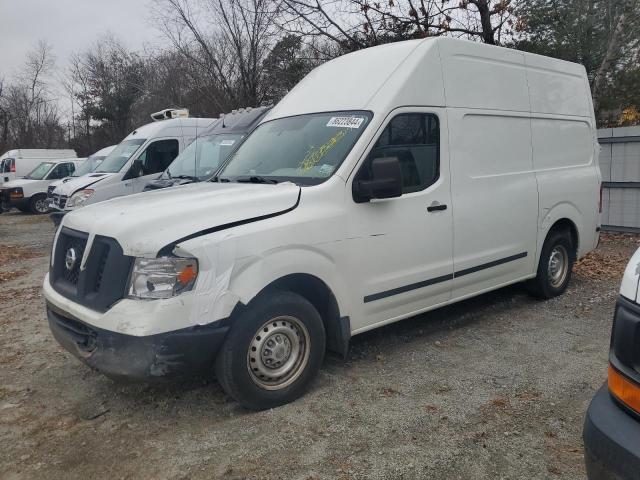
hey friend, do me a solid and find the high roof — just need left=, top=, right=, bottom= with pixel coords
left=266, top=37, right=591, bottom=121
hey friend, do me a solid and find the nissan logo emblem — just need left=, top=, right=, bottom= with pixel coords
left=65, top=247, right=77, bottom=271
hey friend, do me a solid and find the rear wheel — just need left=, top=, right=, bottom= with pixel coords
left=528, top=229, right=574, bottom=299
left=215, top=291, right=325, bottom=410
left=30, top=194, right=49, bottom=214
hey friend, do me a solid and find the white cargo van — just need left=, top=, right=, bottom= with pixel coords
left=0, top=149, right=77, bottom=185
left=1, top=158, right=84, bottom=213
left=44, top=38, right=601, bottom=409
left=48, top=110, right=216, bottom=222
left=47, top=145, right=116, bottom=210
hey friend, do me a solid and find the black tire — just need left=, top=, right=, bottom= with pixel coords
left=29, top=194, right=49, bottom=214
left=528, top=228, right=574, bottom=299
left=215, top=291, right=326, bottom=410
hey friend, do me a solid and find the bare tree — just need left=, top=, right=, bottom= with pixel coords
left=278, top=0, right=518, bottom=52
left=154, top=0, right=280, bottom=110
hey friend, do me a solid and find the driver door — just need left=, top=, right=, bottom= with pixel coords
left=128, top=139, right=180, bottom=193
left=346, top=108, right=454, bottom=332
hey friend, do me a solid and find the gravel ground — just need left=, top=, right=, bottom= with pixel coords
left=1, top=210, right=639, bottom=480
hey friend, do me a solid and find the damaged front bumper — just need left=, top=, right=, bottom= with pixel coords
left=47, top=301, right=229, bottom=380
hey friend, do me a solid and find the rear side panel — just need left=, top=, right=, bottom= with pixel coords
left=524, top=54, right=600, bottom=259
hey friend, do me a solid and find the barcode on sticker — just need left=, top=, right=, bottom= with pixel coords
left=326, top=116, right=365, bottom=129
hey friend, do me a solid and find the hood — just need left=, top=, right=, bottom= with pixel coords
left=620, top=247, right=640, bottom=303
left=55, top=172, right=114, bottom=196
left=62, top=182, right=301, bottom=256
left=1, top=178, right=40, bottom=189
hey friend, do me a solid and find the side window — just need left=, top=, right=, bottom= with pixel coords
left=48, top=163, right=73, bottom=180
left=363, top=113, right=439, bottom=194
left=139, top=139, right=180, bottom=175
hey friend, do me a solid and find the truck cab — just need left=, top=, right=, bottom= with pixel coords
left=0, top=149, right=77, bottom=186
left=49, top=109, right=216, bottom=223
left=1, top=158, right=84, bottom=214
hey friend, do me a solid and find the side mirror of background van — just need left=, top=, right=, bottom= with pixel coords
left=124, top=159, right=144, bottom=180
left=353, top=156, right=403, bottom=203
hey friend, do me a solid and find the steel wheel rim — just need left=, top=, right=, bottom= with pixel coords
left=35, top=198, right=48, bottom=213
left=247, top=315, right=310, bottom=391
left=548, top=245, right=569, bottom=288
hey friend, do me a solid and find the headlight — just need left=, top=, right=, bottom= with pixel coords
left=66, top=189, right=94, bottom=208
left=9, top=187, right=23, bottom=199
left=128, top=257, right=199, bottom=299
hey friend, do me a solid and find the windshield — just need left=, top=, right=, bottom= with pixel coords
left=218, top=111, right=372, bottom=185
left=73, top=155, right=105, bottom=177
left=25, top=162, right=54, bottom=180
left=95, top=139, right=146, bottom=173
left=166, top=133, right=244, bottom=181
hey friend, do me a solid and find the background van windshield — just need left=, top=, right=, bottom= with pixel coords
left=219, top=111, right=372, bottom=185
left=73, top=155, right=106, bottom=177
left=96, top=139, right=146, bottom=173
left=167, top=133, right=243, bottom=180
left=24, top=162, right=54, bottom=180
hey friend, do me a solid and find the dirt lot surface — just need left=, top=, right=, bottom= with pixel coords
left=1, top=211, right=639, bottom=480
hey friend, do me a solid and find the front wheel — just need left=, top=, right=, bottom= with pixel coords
left=215, top=291, right=326, bottom=410
left=528, top=229, right=574, bottom=299
left=30, top=194, right=49, bottom=214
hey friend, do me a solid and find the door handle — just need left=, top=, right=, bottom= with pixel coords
left=427, top=202, right=447, bottom=212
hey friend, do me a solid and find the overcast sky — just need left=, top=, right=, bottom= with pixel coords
left=0, top=0, right=160, bottom=79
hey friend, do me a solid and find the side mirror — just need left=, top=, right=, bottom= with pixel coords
left=124, top=159, right=144, bottom=180
left=353, top=156, right=402, bottom=203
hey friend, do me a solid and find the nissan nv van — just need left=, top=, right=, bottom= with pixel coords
left=44, top=38, right=601, bottom=410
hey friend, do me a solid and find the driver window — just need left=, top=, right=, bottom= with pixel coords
left=48, top=163, right=74, bottom=180
left=138, top=139, right=179, bottom=176
left=359, top=113, right=439, bottom=194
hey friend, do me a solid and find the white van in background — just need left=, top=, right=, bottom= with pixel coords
left=1, top=158, right=84, bottom=213
left=47, top=145, right=116, bottom=208
left=0, top=149, right=77, bottom=185
left=49, top=110, right=217, bottom=223
left=44, top=38, right=601, bottom=409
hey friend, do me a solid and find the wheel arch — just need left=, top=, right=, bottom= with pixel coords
left=235, top=273, right=350, bottom=358
left=548, top=218, right=579, bottom=260
left=537, top=202, right=585, bottom=263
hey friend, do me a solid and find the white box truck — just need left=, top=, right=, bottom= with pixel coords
left=44, top=38, right=601, bottom=409
left=0, top=149, right=77, bottom=185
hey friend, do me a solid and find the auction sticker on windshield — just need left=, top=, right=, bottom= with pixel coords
left=220, top=140, right=236, bottom=146
left=326, top=117, right=365, bottom=129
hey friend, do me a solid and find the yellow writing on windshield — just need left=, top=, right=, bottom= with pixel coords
left=300, top=129, right=348, bottom=171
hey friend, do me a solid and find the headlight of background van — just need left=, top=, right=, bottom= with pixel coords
left=128, top=257, right=198, bottom=299
left=66, top=189, right=94, bottom=208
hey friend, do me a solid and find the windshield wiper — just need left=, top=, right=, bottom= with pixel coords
left=234, top=175, right=278, bottom=184
left=172, top=175, right=197, bottom=181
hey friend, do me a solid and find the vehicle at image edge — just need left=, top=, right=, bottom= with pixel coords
left=48, top=109, right=217, bottom=225
left=43, top=37, right=601, bottom=410
left=583, top=247, right=640, bottom=480
left=0, top=149, right=77, bottom=186
left=47, top=145, right=116, bottom=208
left=145, top=106, right=271, bottom=191
left=0, top=158, right=85, bottom=214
